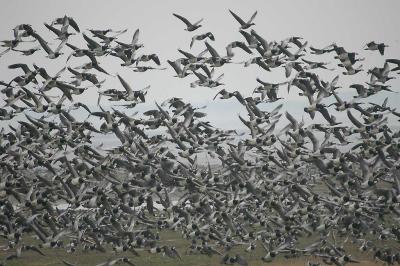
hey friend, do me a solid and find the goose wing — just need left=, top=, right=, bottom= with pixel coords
left=55, top=39, right=67, bottom=54
left=8, top=63, right=30, bottom=73
left=44, top=23, right=61, bottom=37
left=229, top=10, right=246, bottom=25
left=131, top=29, right=139, bottom=46
left=83, top=33, right=100, bottom=49
left=347, top=110, right=363, bottom=128
left=193, top=71, right=207, bottom=82
left=193, top=18, right=204, bottom=26
left=205, top=41, right=220, bottom=58
left=247, top=11, right=258, bottom=24
left=68, top=17, right=80, bottom=32
left=31, top=32, right=53, bottom=55
left=167, top=60, right=182, bottom=75
left=117, top=74, right=133, bottom=95
left=55, top=82, right=74, bottom=101
left=173, top=13, right=193, bottom=27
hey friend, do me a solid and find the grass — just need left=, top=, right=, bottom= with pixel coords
left=0, top=230, right=386, bottom=266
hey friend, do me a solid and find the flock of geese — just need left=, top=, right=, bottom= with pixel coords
left=0, top=10, right=400, bottom=266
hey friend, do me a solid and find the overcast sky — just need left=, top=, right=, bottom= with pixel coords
left=1, top=0, right=400, bottom=131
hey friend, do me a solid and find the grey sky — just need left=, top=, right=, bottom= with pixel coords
left=1, top=0, right=400, bottom=131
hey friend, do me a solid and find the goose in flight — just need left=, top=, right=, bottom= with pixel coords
left=44, top=22, right=75, bottom=40
left=213, top=89, right=234, bottom=100
left=254, top=78, right=287, bottom=102
left=229, top=9, right=257, bottom=29
left=301, top=58, right=333, bottom=70
left=130, top=66, right=166, bottom=72
left=88, top=28, right=126, bottom=36
left=204, top=41, right=231, bottom=67
left=79, top=49, right=109, bottom=74
left=190, top=32, right=214, bottom=48
left=239, top=30, right=259, bottom=49
left=178, top=48, right=207, bottom=64
left=20, top=87, right=48, bottom=113
left=115, top=28, right=143, bottom=50
left=191, top=70, right=224, bottom=88
left=13, top=23, right=34, bottom=39
left=136, top=53, right=161, bottom=65
left=368, top=62, right=393, bottom=83
left=8, top=63, right=38, bottom=86
left=173, top=13, right=203, bottom=31
left=341, top=64, right=363, bottom=75
left=68, top=67, right=103, bottom=87
left=0, top=39, right=20, bottom=57
left=109, top=46, right=136, bottom=66
left=365, top=41, right=388, bottom=55
left=117, top=74, right=149, bottom=102
left=310, top=44, right=335, bottom=55
left=31, top=32, right=66, bottom=59
left=2, top=88, right=27, bottom=107
left=51, top=16, right=80, bottom=32
left=167, top=59, right=191, bottom=78
left=226, top=41, right=253, bottom=58
left=82, top=33, right=109, bottom=56
left=0, top=108, right=16, bottom=120
left=278, top=41, right=307, bottom=61
left=12, top=46, right=41, bottom=56
left=244, top=56, right=271, bottom=71
left=44, top=16, right=75, bottom=40
left=65, top=43, right=87, bottom=61
left=386, top=58, right=400, bottom=72
left=91, top=28, right=127, bottom=44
